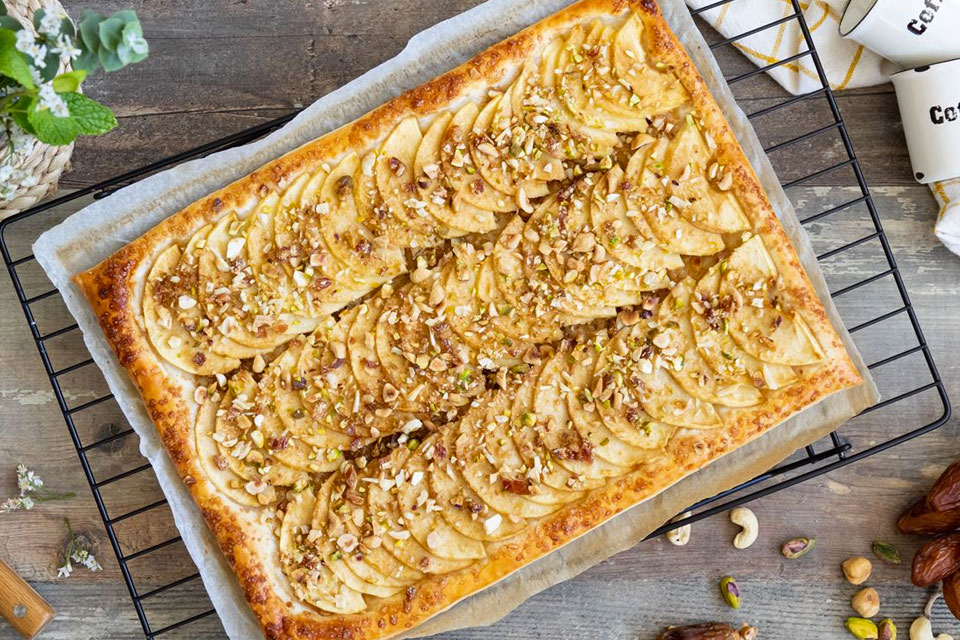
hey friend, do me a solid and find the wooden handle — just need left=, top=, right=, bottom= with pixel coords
left=0, top=559, right=55, bottom=639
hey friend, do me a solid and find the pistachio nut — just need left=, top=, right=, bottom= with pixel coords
left=781, top=536, right=816, bottom=559
left=846, top=617, right=879, bottom=639
left=878, top=619, right=897, bottom=640
left=872, top=540, right=902, bottom=565
left=719, top=576, right=740, bottom=609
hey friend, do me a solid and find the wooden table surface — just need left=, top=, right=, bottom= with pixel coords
left=1, top=1, right=958, bottom=638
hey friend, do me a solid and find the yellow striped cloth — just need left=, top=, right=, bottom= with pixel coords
left=687, top=0, right=960, bottom=255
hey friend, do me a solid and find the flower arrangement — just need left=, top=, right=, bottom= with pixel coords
left=3, top=464, right=100, bottom=578
left=57, top=517, right=102, bottom=577
left=0, top=2, right=148, bottom=201
left=1, top=462, right=74, bottom=511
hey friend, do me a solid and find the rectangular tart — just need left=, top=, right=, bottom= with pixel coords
left=74, top=1, right=865, bottom=638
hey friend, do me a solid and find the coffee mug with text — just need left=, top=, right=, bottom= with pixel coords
left=840, top=0, right=960, bottom=68
left=891, top=58, right=960, bottom=184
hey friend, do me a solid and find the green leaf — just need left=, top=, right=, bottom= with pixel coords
left=0, top=3, right=6, bottom=17
left=60, top=17, right=75, bottom=39
left=63, top=92, right=117, bottom=135
left=112, top=10, right=138, bottom=26
left=52, top=69, right=87, bottom=93
left=9, top=97, right=36, bottom=136
left=0, top=28, right=35, bottom=89
left=116, top=41, right=132, bottom=65
left=27, top=99, right=78, bottom=145
left=78, top=10, right=103, bottom=52
left=121, top=20, right=143, bottom=43
left=10, top=113, right=36, bottom=135
left=97, top=45, right=123, bottom=72
left=0, top=16, right=21, bottom=31
left=98, top=17, right=124, bottom=51
left=39, top=47, right=58, bottom=82
left=32, top=8, right=45, bottom=32
left=73, top=47, right=98, bottom=73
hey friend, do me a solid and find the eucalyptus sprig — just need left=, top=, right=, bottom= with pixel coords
left=0, top=2, right=148, bottom=150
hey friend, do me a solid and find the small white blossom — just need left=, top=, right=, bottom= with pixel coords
left=57, top=519, right=101, bottom=578
left=16, top=464, right=44, bottom=494
left=52, top=34, right=81, bottom=61
left=38, top=5, right=64, bottom=38
left=14, top=30, right=48, bottom=69
left=37, top=83, right=69, bottom=118
left=1, top=463, right=73, bottom=504
left=123, top=29, right=148, bottom=56
left=71, top=548, right=101, bottom=572
left=1, top=496, right=34, bottom=512
left=14, top=29, right=36, bottom=52
left=1, top=497, right=23, bottom=512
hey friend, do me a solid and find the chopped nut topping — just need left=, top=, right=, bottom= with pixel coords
left=382, top=383, right=399, bottom=403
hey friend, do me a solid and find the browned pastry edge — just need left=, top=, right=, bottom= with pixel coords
left=73, top=1, right=864, bottom=638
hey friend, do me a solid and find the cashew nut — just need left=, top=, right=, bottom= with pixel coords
left=730, top=507, right=758, bottom=549
left=910, top=616, right=955, bottom=640
left=665, top=511, right=692, bottom=546
left=925, top=584, right=943, bottom=619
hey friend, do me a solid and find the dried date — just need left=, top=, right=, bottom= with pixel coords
left=928, top=461, right=960, bottom=512
left=898, top=499, right=960, bottom=536
left=944, top=572, right=960, bottom=621
left=658, top=622, right=757, bottom=640
left=912, top=532, right=960, bottom=587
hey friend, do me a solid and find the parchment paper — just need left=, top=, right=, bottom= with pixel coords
left=32, top=0, right=879, bottom=638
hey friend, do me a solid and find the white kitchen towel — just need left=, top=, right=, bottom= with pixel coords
left=686, top=0, right=960, bottom=255
left=933, top=179, right=960, bottom=253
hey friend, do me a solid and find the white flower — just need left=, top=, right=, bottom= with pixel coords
left=58, top=520, right=101, bottom=578
left=52, top=34, right=81, bottom=62
left=38, top=5, right=64, bottom=38
left=37, top=83, right=69, bottom=118
left=72, top=549, right=101, bottom=572
left=14, top=29, right=36, bottom=53
left=123, top=29, right=148, bottom=56
left=15, top=31, right=48, bottom=68
left=0, top=145, right=40, bottom=201
left=57, top=560, right=72, bottom=578
left=6, top=120, right=34, bottom=154
left=16, top=464, right=44, bottom=494
left=0, top=496, right=34, bottom=512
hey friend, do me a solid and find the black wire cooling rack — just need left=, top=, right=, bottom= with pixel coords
left=0, top=0, right=952, bottom=637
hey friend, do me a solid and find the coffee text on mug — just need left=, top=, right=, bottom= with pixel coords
left=908, top=0, right=943, bottom=35
left=930, top=102, right=960, bottom=125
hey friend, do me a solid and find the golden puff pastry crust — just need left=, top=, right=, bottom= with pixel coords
left=74, top=1, right=864, bottom=639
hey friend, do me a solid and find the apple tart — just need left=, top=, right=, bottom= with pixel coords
left=75, top=1, right=864, bottom=638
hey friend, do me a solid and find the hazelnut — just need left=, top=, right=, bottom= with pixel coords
left=851, top=587, right=880, bottom=618
left=843, top=556, right=873, bottom=585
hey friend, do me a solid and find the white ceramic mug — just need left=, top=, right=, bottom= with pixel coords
left=840, top=0, right=960, bottom=67
left=890, top=58, right=960, bottom=184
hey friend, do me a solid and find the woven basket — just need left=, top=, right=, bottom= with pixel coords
left=0, top=0, right=74, bottom=220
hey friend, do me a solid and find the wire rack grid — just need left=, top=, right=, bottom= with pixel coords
left=0, top=0, right=950, bottom=637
